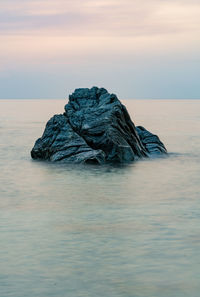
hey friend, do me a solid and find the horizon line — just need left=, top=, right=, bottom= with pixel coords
left=0, top=98, right=200, bottom=100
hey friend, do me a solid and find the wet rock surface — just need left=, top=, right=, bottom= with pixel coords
left=31, top=87, right=167, bottom=164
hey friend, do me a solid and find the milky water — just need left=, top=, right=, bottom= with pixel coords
left=0, top=99, right=200, bottom=297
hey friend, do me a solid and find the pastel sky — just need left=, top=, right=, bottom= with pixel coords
left=0, top=0, right=200, bottom=99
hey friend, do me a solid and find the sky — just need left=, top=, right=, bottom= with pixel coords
left=0, top=0, right=200, bottom=99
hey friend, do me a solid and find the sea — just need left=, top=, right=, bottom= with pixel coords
left=0, top=99, right=200, bottom=297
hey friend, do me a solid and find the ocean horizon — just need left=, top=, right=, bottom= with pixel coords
left=1, top=98, right=200, bottom=100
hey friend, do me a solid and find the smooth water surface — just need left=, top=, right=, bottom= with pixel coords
left=0, top=99, right=200, bottom=297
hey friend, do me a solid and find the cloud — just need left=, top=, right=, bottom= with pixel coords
left=0, top=0, right=200, bottom=37
left=0, top=0, right=199, bottom=68
left=0, top=0, right=200, bottom=99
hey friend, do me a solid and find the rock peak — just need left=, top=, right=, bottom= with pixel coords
left=68, top=87, right=117, bottom=109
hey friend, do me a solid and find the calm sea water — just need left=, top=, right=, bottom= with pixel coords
left=0, top=99, right=200, bottom=297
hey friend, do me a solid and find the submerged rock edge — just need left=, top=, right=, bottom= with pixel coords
left=31, top=87, right=167, bottom=164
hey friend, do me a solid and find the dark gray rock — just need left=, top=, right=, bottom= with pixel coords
left=136, top=126, right=167, bottom=155
left=64, top=87, right=148, bottom=162
left=31, top=114, right=106, bottom=164
left=31, top=87, right=167, bottom=164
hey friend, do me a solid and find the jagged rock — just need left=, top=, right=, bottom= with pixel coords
left=31, top=114, right=106, bottom=164
left=136, top=126, right=167, bottom=155
left=64, top=87, right=148, bottom=162
left=31, top=87, right=167, bottom=164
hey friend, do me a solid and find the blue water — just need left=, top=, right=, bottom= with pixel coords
left=0, top=99, right=200, bottom=297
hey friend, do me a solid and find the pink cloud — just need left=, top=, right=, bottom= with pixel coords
left=0, top=0, right=200, bottom=37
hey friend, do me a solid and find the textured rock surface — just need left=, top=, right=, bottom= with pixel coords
left=31, top=114, right=106, bottom=164
left=31, top=87, right=167, bottom=164
left=136, top=126, right=167, bottom=155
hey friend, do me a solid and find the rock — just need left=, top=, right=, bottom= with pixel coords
left=136, top=126, right=167, bottom=155
left=31, top=114, right=106, bottom=164
left=64, top=87, right=148, bottom=162
left=31, top=87, right=167, bottom=164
